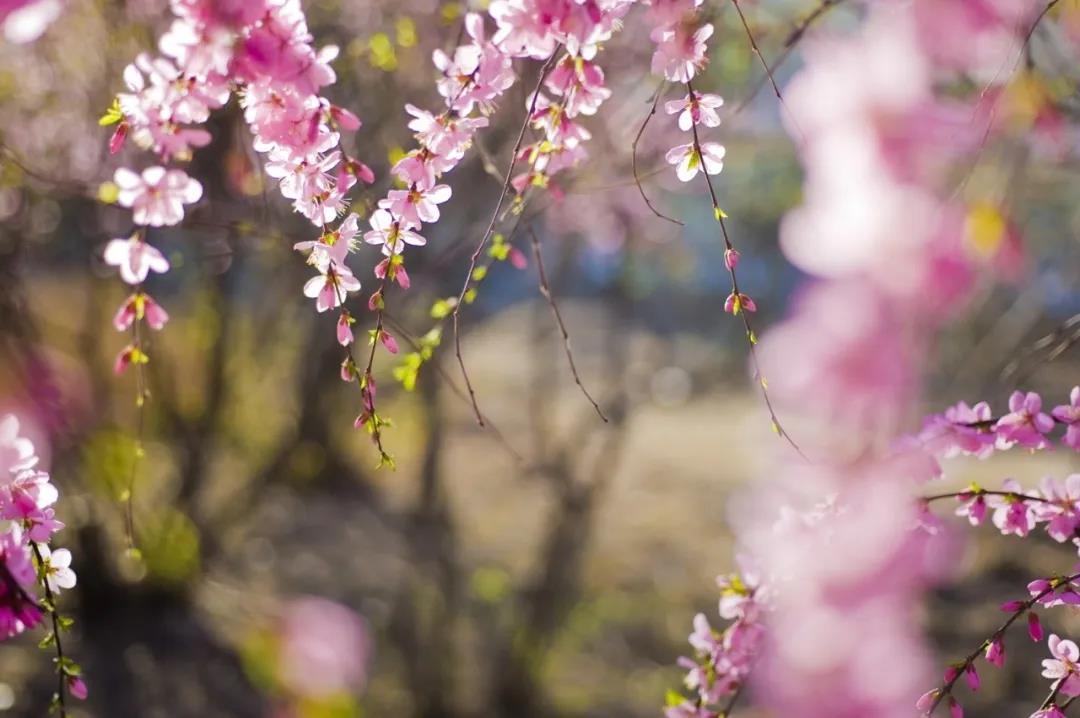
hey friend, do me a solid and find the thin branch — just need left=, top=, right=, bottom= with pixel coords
left=685, top=79, right=803, bottom=458
left=30, top=543, right=70, bottom=718
left=450, top=51, right=561, bottom=426
left=926, top=570, right=1080, bottom=714
left=382, top=312, right=525, bottom=464
left=527, top=226, right=608, bottom=422
left=631, top=81, right=683, bottom=225
left=729, top=0, right=844, bottom=116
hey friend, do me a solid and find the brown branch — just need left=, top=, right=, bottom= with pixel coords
left=527, top=226, right=608, bottom=422
left=450, top=51, right=561, bottom=426
left=631, top=81, right=683, bottom=226
left=729, top=0, right=844, bottom=116
left=685, top=79, right=804, bottom=458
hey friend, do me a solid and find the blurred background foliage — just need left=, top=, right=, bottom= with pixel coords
left=0, top=0, right=1078, bottom=716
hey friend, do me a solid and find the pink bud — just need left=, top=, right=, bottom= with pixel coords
left=114, top=345, right=134, bottom=375
left=915, top=689, right=938, bottom=713
left=394, top=264, right=411, bottom=290
left=509, top=247, right=528, bottom=270
left=949, top=696, right=963, bottom=718
left=330, top=105, right=361, bottom=131
left=380, top=330, right=399, bottom=355
left=368, top=290, right=383, bottom=312
left=113, top=297, right=137, bottom=332
left=68, top=676, right=87, bottom=700
left=1000, top=600, right=1025, bottom=612
left=724, top=248, right=740, bottom=270
left=964, top=664, right=979, bottom=692
left=109, top=122, right=128, bottom=155
left=985, top=637, right=1005, bottom=667
left=337, top=312, right=354, bottom=347
left=143, top=295, right=169, bottom=330
left=340, top=358, right=356, bottom=383
left=943, top=666, right=958, bottom=683
left=741, top=294, right=757, bottom=313
left=1028, top=611, right=1043, bottom=641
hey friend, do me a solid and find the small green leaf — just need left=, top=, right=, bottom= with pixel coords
left=98, top=98, right=123, bottom=126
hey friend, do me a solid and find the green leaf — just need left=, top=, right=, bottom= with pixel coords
left=98, top=98, right=123, bottom=126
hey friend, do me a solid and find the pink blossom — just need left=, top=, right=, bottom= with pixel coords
left=994, top=391, right=1054, bottom=450
left=363, top=209, right=426, bottom=256
left=651, top=22, right=713, bottom=82
left=113, top=293, right=170, bottom=332
left=293, top=213, right=359, bottom=273
left=67, top=676, right=88, bottom=701
left=114, top=167, right=203, bottom=227
left=665, top=142, right=724, bottom=182
left=336, top=312, right=354, bottom=347
left=1052, top=387, right=1080, bottom=451
left=103, top=234, right=170, bottom=285
left=0, top=415, right=37, bottom=474
left=276, top=596, right=371, bottom=698
left=378, top=184, right=452, bottom=230
left=303, top=266, right=361, bottom=313
left=985, top=480, right=1036, bottom=537
left=1042, top=634, right=1080, bottom=696
left=986, top=636, right=1005, bottom=667
left=665, top=91, right=723, bottom=131
left=955, top=491, right=987, bottom=525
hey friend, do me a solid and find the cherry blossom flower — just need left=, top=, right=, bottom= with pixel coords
left=665, top=142, right=724, bottom=182
left=37, top=546, right=75, bottom=593
left=665, top=91, right=723, bottom=131
left=378, top=185, right=452, bottom=229
left=114, top=167, right=203, bottom=227
left=1042, top=634, right=1080, bottom=696
left=1052, top=387, right=1080, bottom=451
left=363, top=209, right=426, bottom=256
left=985, top=479, right=1036, bottom=537
left=104, top=234, right=171, bottom=286
left=303, top=267, right=361, bottom=313
left=293, top=213, right=360, bottom=273
left=113, top=293, right=170, bottom=332
left=0, top=415, right=37, bottom=473
left=651, top=22, right=713, bottom=83
left=995, top=391, right=1055, bottom=450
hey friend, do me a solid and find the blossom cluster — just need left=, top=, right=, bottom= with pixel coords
left=642, top=0, right=726, bottom=187
left=0, top=415, right=83, bottom=706
left=919, top=388, right=1080, bottom=459
left=914, top=390, right=1080, bottom=563
left=102, top=0, right=371, bottom=377
left=727, top=1, right=1053, bottom=716
left=665, top=569, right=766, bottom=718
left=917, top=571, right=1080, bottom=718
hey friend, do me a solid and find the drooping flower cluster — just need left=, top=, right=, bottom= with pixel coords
left=722, top=1, right=1055, bottom=717
left=644, top=0, right=725, bottom=187
left=665, top=568, right=766, bottom=718
left=103, top=0, right=370, bottom=371
left=350, top=1, right=630, bottom=446
left=0, top=415, right=83, bottom=707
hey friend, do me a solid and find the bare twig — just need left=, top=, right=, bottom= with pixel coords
left=686, top=79, right=803, bottom=458
left=527, top=226, right=608, bottom=422
left=631, top=81, right=683, bottom=225
left=450, top=51, right=561, bottom=426
left=730, top=0, right=844, bottom=116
